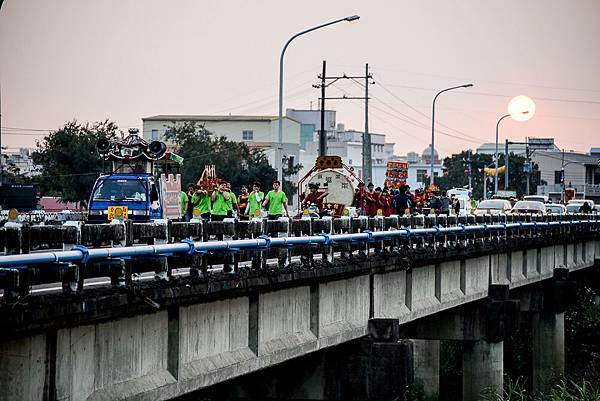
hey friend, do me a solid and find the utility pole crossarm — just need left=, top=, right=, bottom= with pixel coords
left=313, top=63, right=372, bottom=180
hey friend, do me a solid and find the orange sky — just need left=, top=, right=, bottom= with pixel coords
left=1, top=0, right=599, bottom=157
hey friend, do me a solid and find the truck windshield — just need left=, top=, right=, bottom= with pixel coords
left=92, top=179, right=147, bottom=202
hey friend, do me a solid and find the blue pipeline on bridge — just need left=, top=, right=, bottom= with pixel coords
left=0, top=212, right=598, bottom=300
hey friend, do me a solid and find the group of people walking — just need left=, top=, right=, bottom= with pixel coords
left=180, top=180, right=289, bottom=221
left=352, top=183, right=461, bottom=217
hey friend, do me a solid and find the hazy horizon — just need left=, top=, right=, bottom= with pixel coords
left=1, top=0, right=599, bottom=157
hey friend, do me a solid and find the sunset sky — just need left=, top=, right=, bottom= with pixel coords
left=1, top=0, right=599, bottom=157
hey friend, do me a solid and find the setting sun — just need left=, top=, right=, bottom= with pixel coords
left=508, top=95, right=535, bottom=121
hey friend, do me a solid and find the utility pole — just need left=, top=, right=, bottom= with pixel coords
left=483, top=168, right=487, bottom=200
left=525, top=141, right=531, bottom=195
left=504, top=139, right=509, bottom=190
left=561, top=148, right=565, bottom=202
left=363, top=63, right=371, bottom=183
left=467, top=149, right=472, bottom=191
left=315, top=63, right=371, bottom=179
left=0, top=81, right=2, bottom=187
left=319, top=60, right=327, bottom=157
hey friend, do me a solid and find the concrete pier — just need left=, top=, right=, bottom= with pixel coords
left=463, top=340, right=503, bottom=401
left=532, top=312, right=565, bottom=393
left=412, top=339, right=440, bottom=399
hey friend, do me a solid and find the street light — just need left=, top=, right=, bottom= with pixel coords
left=276, top=15, right=360, bottom=183
left=430, top=83, right=473, bottom=186
left=494, top=95, right=535, bottom=194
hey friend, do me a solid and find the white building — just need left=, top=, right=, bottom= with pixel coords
left=141, top=115, right=301, bottom=170
left=285, top=109, right=336, bottom=151
left=287, top=108, right=395, bottom=187
left=534, top=149, right=600, bottom=201
left=1, top=148, right=40, bottom=178
left=476, top=137, right=559, bottom=156
left=392, top=145, right=443, bottom=189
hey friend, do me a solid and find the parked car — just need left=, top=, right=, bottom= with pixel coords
left=566, top=202, right=596, bottom=213
left=567, top=199, right=596, bottom=209
left=474, top=199, right=512, bottom=216
left=545, top=204, right=567, bottom=215
left=511, top=200, right=546, bottom=215
left=566, top=203, right=583, bottom=213
left=523, top=195, right=549, bottom=204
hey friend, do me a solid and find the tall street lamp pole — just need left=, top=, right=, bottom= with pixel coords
left=430, top=83, right=473, bottom=186
left=494, top=113, right=511, bottom=194
left=277, top=15, right=359, bottom=183
left=495, top=110, right=529, bottom=194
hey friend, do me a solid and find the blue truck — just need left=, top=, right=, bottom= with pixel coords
left=87, top=130, right=183, bottom=223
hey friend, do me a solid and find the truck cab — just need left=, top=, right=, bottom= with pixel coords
left=87, top=131, right=182, bottom=223
left=88, top=173, right=161, bottom=222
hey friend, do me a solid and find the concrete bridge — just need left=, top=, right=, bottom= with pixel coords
left=0, top=213, right=598, bottom=401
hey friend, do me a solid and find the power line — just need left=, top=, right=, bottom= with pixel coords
left=370, top=66, right=600, bottom=94
left=372, top=82, right=600, bottom=105
left=374, top=79, right=482, bottom=141
left=346, top=77, right=481, bottom=143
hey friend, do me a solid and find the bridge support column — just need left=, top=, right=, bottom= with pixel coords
left=515, top=267, right=573, bottom=394
left=399, top=284, right=518, bottom=401
left=412, top=339, right=440, bottom=398
left=532, top=311, right=564, bottom=393
left=463, top=340, right=503, bottom=401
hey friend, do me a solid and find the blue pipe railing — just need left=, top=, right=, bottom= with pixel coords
left=0, top=220, right=595, bottom=268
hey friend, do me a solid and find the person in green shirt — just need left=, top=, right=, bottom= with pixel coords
left=263, top=180, right=288, bottom=220
left=224, top=182, right=238, bottom=218
left=211, top=182, right=231, bottom=221
left=190, top=184, right=211, bottom=220
left=180, top=190, right=189, bottom=221
left=246, top=182, right=264, bottom=219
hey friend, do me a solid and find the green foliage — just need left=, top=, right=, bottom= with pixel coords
left=481, top=376, right=600, bottom=401
left=32, top=120, right=118, bottom=206
left=434, top=151, right=545, bottom=197
left=163, top=122, right=277, bottom=193
left=405, top=380, right=438, bottom=401
left=282, top=162, right=303, bottom=200
left=565, top=284, right=600, bottom=379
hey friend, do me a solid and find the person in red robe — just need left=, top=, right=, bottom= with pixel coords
left=381, top=188, right=394, bottom=216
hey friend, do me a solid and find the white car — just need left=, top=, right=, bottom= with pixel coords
left=474, top=199, right=512, bottom=216
left=523, top=195, right=549, bottom=204
left=567, top=199, right=595, bottom=209
left=545, top=204, right=567, bottom=215
left=512, top=200, right=546, bottom=215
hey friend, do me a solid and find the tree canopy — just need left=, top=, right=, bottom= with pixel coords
left=163, top=122, right=277, bottom=192
left=32, top=120, right=118, bottom=206
left=435, top=151, right=545, bottom=197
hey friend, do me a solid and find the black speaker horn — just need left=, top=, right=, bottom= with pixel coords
left=96, top=138, right=111, bottom=155
left=147, top=141, right=167, bottom=158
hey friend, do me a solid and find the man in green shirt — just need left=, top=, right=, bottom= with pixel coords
left=224, top=182, right=238, bottom=218
left=247, top=181, right=264, bottom=219
left=263, top=180, right=288, bottom=220
left=211, top=182, right=231, bottom=221
left=180, top=190, right=189, bottom=221
left=190, top=184, right=211, bottom=220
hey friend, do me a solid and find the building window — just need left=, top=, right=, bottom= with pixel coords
left=151, top=129, right=159, bottom=140
left=554, top=170, right=563, bottom=184
left=417, top=169, right=428, bottom=183
left=242, top=130, right=254, bottom=141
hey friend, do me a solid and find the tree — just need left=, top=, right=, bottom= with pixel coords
left=163, top=122, right=277, bottom=191
left=282, top=161, right=303, bottom=201
left=435, top=151, right=544, bottom=198
left=32, top=120, right=118, bottom=206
